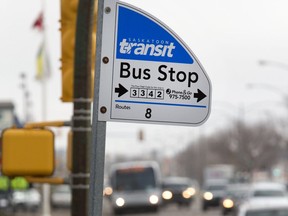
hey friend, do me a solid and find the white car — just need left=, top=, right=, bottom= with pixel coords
left=237, top=197, right=288, bottom=216
left=11, top=188, right=41, bottom=212
left=248, top=182, right=287, bottom=198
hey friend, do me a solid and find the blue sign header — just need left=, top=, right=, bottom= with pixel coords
left=116, top=5, right=193, bottom=64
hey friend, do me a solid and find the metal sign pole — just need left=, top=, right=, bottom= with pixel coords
left=89, top=0, right=106, bottom=215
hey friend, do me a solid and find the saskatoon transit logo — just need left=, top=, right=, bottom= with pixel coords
left=119, top=38, right=176, bottom=58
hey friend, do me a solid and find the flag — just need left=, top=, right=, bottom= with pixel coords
left=36, top=42, right=51, bottom=80
left=33, top=12, right=50, bottom=80
left=36, top=44, right=44, bottom=79
left=32, top=12, right=43, bottom=31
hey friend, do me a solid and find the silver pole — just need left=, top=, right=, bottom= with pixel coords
left=42, top=1, right=51, bottom=214
left=89, top=0, right=106, bottom=215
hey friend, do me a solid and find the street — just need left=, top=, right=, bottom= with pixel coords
left=10, top=196, right=221, bottom=216
left=101, top=196, right=220, bottom=216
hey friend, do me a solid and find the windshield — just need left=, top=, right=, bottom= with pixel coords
left=114, top=167, right=156, bottom=191
left=246, top=209, right=288, bottom=216
left=163, top=183, right=188, bottom=190
left=253, top=190, right=285, bottom=197
left=226, top=188, right=249, bottom=198
left=207, top=185, right=226, bottom=191
left=0, top=190, right=9, bottom=198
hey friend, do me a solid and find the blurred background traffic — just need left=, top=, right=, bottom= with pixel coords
left=1, top=160, right=288, bottom=216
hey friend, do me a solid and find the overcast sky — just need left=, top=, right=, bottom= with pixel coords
left=1, top=0, right=288, bottom=157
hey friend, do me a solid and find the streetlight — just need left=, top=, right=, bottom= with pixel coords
left=246, top=83, right=288, bottom=128
left=259, top=60, right=288, bottom=71
left=213, top=100, right=274, bottom=126
left=257, top=59, right=288, bottom=113
left=256, top=59, right=288, bottom=117
left=246, top=83, right=288, bottom=109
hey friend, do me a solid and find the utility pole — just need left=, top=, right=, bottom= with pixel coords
left=71, top=0, right=95, bottom=215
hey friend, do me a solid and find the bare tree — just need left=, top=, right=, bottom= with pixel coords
left=174, top=120, right=283, bottom=184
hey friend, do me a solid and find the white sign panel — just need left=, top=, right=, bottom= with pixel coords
left=98, top=0, right=212, bottom=126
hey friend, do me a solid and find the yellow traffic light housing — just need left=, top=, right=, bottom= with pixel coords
left=60, top=0, right=77, bottom=102
left=1, top=128, right=55, bottom=177
left=60, top=0, right=97, bottom=102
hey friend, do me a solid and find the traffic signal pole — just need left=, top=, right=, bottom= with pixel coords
left=72, top=0, right=95, bottom=215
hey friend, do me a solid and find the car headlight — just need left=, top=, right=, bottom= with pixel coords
left=149, top=195, right=159, bottom=204
left=115, top=197, right=125, bottom=207
left=0, top=199, right=8, bottom=207
left=182, top=187, right=196, bottom=199
left=103, top=186, right=113, bottom=196
left=182, top=190, right=192, bottom=199
left=223, top=199, right=234, bottom=208
left=203, top=192, right=213, bottom=200
left=187, top=187, right=196, bottom=196
left=162, top=190, right=173, bottom=200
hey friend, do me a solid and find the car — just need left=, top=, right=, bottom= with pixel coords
left=237, top=197, right=288, bottom=216
left=11, top=188, right=41, bottom=212
left=248, top=182, right=287, bottom=198
left=50, top=184, right=71, bottom=208
left=109, top=161, right=162, bottom=214
left=221, top=183, right=251, bottom=215
left=202, top=179, right=227, bottom=211
left=161, top=177, right=197, bottom=207
left=0, top=190, right=11, bottom=210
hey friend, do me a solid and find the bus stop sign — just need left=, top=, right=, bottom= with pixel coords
left=98, top=0, right=211, bottom=126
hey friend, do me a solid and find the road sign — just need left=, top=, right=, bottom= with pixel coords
left=98, top=0, right=211, bottom=126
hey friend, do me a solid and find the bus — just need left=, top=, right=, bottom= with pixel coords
left=109, top=161, right=162, bottom=214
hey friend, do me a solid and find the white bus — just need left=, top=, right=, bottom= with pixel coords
left=109, top=161, right=162, bottom=214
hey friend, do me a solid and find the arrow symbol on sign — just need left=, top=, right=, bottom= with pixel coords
left=194, top=89, right=207, bottom=102
left=115, top=84, right=128, bottom=97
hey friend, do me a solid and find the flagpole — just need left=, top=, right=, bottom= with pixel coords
left=41, top=0, right=51, bottom=215
left=32, top=1, right=51, bottom=216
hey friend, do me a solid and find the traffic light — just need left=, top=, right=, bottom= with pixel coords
left=0, top=176, right=9, bottom=190
left=11, top=177, right=29, bottom=190
left=1, top=128, right=55, bottom=177
left=60, top=0, right=97, bottom=102
left=60, top=0, right=77, bottom=102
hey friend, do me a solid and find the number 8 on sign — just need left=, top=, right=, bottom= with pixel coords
left=145, top=108, right=152, bottom=119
